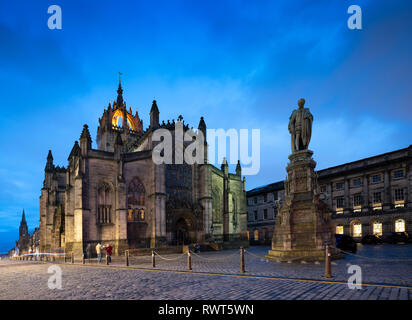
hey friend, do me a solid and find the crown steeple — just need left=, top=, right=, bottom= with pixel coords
left=116, top=80, right=124, bottom=107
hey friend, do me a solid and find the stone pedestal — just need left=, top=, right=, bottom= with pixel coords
left=266, top=150, right=335, bottom=262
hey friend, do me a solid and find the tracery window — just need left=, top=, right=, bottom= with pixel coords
left=127, top=178, right=146, bottom=222
left=128, top=177, right=145, bottom=206
left=97, top=183, right=112, bottom=224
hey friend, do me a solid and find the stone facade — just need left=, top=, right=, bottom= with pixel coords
left=246, top=181, right=284, bottom=245
left=247, top=145, right=412, bottom=243
left=266, top=150, right=335, bottom=261
left=39, top=82, right=247, bottom=256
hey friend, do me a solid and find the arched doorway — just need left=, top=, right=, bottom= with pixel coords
left=176, top=218, right=190, bottom=245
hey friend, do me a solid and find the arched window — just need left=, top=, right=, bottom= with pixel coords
left=373, top=221, right=382, bottom=236
left=97, top=183, right=112, bottom=224
left=336, top=225, right=344, bottom=235
left=128, top=177, right=145, bottom=206
left=395, top=219, right=405, bottom=232
left=352, top=222, right=362, bottom=237
left=127, top=178, right=145, bottom=222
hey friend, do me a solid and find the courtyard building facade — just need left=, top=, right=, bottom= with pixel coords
left=247, top=145, right=412, bottom=242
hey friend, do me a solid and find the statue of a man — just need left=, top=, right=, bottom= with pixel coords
left=288, top=98, right=313, bottom=153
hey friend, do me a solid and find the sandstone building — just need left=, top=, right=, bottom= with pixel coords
left=247, top=145, right=412, bottom=242
left=39, top=82, right=247, bottom=255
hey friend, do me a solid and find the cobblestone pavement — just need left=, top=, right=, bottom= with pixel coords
left=0, top=244, right=411, bottom=300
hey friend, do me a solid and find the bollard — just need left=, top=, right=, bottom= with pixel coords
left=324, top=245, right=332, bottom=278
left=187, top=251, right=192, bottom=271
left=71, top=252, right=74, bottom=264
left=125, top=250, right=129, bottom=267
left=240, top=247, right=245, bottom=273
left=152, top=250, right=156, bottom=268
left=106, top=255, right=109, bottom=265
left=82, top=253, right=85, bottom=265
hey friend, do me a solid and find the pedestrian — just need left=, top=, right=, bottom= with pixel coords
left=96, top=242, right=102, bottom=264
left=105, top=243, right=112, bottom=264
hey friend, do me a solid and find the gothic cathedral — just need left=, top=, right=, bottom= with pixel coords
left=39, top=82, right=247, bottom=255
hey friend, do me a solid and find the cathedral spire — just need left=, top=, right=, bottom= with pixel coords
left=45, top=150, right=54, bottom=172
left=21, top=209, right=26, bottom=224
left=116, top=80, right=124, bottom=107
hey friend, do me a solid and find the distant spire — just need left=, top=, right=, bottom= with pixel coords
left=21, top=209, right=26, bottom=224
left=236, top=160, right=241, bottom=176
left=198, top=116, right=206, bottom=140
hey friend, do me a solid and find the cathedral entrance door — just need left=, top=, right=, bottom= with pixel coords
left=176, top=218, right=190, bottom=245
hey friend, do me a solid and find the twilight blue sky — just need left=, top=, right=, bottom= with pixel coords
left=0, top=0, right=411, bottom=252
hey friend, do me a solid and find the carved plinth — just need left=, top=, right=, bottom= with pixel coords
left=266, top=150, right=336, bottom=262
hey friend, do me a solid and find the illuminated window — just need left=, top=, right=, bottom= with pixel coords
left=373, top=222, right=382, bottom=236
left=254, top=230, right=259, bottom=241
left=353, top=223, right=362, bottom=237
left=336, top=225, right=344, bottom=235
left=395, top=219, right=405, bottom=233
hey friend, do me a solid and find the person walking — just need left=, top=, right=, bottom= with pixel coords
left=105, top=243, right=112, bottom=265
left=96, top=242, right=102, bottom=264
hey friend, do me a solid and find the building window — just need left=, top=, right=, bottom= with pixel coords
left=353, top=223, right=362, bottom=237
left=394, top=188, right=405, bottom=208
left=97, top=183, right=112, bottom=224
left=335, top=182, right=344, bottom=190
left=254, top=230, right=259, bottom=241
left=373, top=192, right=381, bottom=203
left=254, top=197, right=257, bottom=204
left=373, top=222, right=382, bottom=236
left=352, top=178, right=361, bottom=187
left=263, top=209, right=268, bottom=220
left=336, top=197, right=344, bottom=214
left=254, top=211, right=258, bottom=220
left=320, top=185, right=326, bottom=193
left=273, top=191, right=278, bottom=201
left=371, top=174, right=382, bottom=183
left=393, top=169, right=405, bottom=179
left=128, top=177, right=145, bottom=206
left=263, top=194, right=267, bottom=202
left=394, top=188, right=404, bottom=201
left=336, top=225, right=344, bottom=235
left=395, top=219, right=405, bottom=232
left=353, top=193, right=362, bottom=212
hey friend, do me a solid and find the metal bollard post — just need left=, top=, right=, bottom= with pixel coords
left=152, top=250, right=156, bottom=268
left=125, top=250, right=129, bottom=267
left=82, top=253, right=85, bottom=265
left=324, top=245, right=332, bottom=278
left=187, top=251, right=192, bottom=271
left=240, top=247, right=245, bottom=273
left=71, top=252, right=74, bottom=264
left=106, top=255, right=109, bottom=265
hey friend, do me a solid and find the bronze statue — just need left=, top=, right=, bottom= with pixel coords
left=288, top=98, right=313, bottom=153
